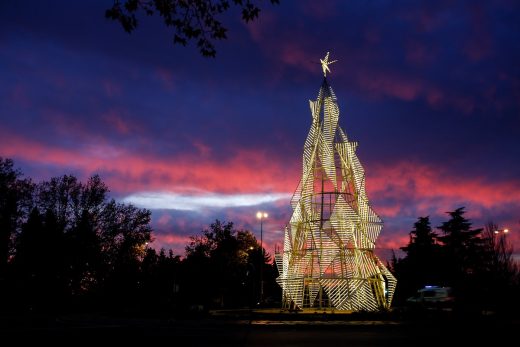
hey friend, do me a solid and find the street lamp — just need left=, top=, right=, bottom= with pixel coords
left=493, top=228, right=510, bottom=247
left=492, top=228, right=511, bottom=250
left=494, top=228, right=509, bottom=235
left=256, top=211, right=268, bottom=304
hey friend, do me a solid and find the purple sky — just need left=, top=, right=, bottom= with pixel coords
left=1, top=0, right=519, bottom=260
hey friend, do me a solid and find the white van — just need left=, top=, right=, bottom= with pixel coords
left=406, top=286, right=454, bottom=309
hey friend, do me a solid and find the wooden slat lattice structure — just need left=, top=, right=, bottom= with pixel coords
left=276, top=55, right=396, bottom=311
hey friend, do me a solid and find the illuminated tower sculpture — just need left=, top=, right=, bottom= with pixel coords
left=275, top=53, right=396, bottom=311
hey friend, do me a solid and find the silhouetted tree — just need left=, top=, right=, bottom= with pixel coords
left=183, top=220, right=269, bottom=308
left=0, top=158, right=33, bottom=276
left=437, top=208, right=483, bottom=280
left=94, top=199, right=153, bottom=309
left=67, top=210, right=102, bottom=296
left=40, top=208, right=68, bottom=310
left=436, top=207, right=484, bottom=311
left=0, top=159, right=176, bottom=314
left=106, top=0, right=280, bottom=57
left=13, top=207, right=44, bottom=310
left=35, top=175, right=81, bottom=231
left=479, top=222, right=519, bottom=315
left=1, top=166, right=153, bottom=312
left=392, top=209, right=520, bottom=316
left=392, top=216, right=442, bottom=304
left=139, top=247, right=181, bottom=312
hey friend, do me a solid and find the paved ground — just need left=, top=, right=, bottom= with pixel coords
left=1, top=310, right=518, bottom=345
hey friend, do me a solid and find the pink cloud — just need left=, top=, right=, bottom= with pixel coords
left=374, top=205, right=403, bottom=219
left=151, top=233, right=191, bottom=254
left=101, top=109, right=141, bottom=135
left=156, top=213, right=173, bottom=228
left=376, top=233, right=410, bottom=252
left=155, top=67, right=175, bottom=91
left=242, top=12, right=318, bottom=79
left=10, top=84, right=31, bottom=108
left=191, top=140, right=212, bottom=157
left=363, top=27, right=381, bottom=45
left=43, top=109, right=101, bottom=141
left=301, top=0, right=339, bottom=20
left=4, top=128, right=517, bottom=214
left=355, top=70, right=423, bottom=101
left=397, top=6, right=447, bottom=33
left=363, top=161, right=520, bottom=254
left=352, top=68, right=481, bottom=115
left=368, top=161, right=520, bottom=208
left=426, top=88, right=444, bottom=107
left=406, top=40, right=437, bottom=66
left=280, top=44, right=316, bottom=74
left=241, top=6, right=480, bottom=121
left=464, top=3, right=493, bottom=62
left=452, top=96, right=475, bottom=114
left=3, top=131, right=517, bottom=257
left=3, top=130, right=517, bottom=214
left=102, top=79, right=122, bottom=98
left=0, top=130, right=299, bottom=194
left=244, top=11, right=277, bottom=43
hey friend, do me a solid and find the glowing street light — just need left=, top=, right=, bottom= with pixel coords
left=257, top=211, right=268, bottom=219
left=494, top=228, right=509, bottom=235
left=256, top=211, right=268, bottom=304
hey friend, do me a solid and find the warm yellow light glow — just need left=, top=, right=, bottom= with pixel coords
left=257, top=211, right=268, bottom=219
left=504, top=229, right=509, bottom=233
left=495, top=230, right=500, bottom=234
left=275, top=54, right=396, bottom=312
left=320, top=51, right=338, bottom=77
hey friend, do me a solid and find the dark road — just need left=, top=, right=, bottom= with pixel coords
left=2, top=316, right=518, bottom=346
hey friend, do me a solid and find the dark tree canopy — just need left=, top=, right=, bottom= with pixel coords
left=390, top=216, right=443, bottom=303
left=401, top=216, right=438, bottom=256
left=0, top=157, right=33, bottom=275
left=391, top=207, right=519, bottom=315
left=0, top=159, right=155, bottom=312
left=479, top=222, right=519, bottom=313
left=106, top=0, right=280, bottom=57
left=183, top=220, right=274, bottom=308
left=2, top=157, right=519, bottom=316
left=1, top=158, right=284, bottom=314
left=437, top=207, right=484, bottom=280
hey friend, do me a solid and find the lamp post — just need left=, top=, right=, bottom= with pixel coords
left=493, top=228, right=510, bottom=252
left=493, top=228, right=510, bottom=245
left=246, top=246, right=255, bottom=308
left=493, top=228, right=509, bottom=235
left=256, top=211, right=268, bottom=305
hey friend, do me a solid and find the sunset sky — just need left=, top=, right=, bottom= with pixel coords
left=1, top=1, right=519, bottom=260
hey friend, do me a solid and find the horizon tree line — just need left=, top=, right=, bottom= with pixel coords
left=0, top=157, right=276, bottom=313
left=1, top=157, right=518, bottom=315
left=391, top=208, right=519, bottom=315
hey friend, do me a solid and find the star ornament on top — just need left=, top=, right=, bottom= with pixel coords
left=320, top=52, right=338, bottom=77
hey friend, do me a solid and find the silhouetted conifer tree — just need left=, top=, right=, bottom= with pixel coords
left=392, top=216, right=442, bottom=304
left=436, top=207, right=484, bottom=312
